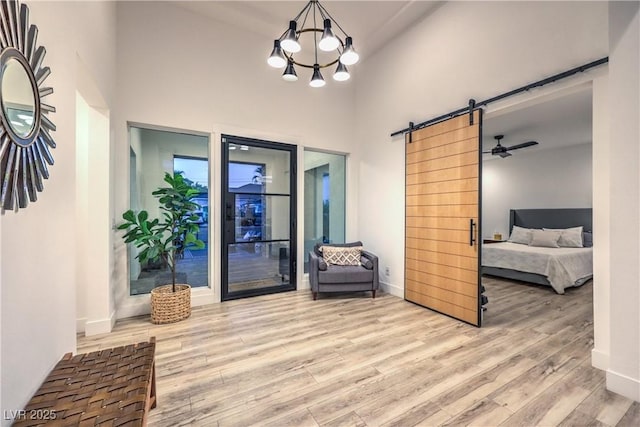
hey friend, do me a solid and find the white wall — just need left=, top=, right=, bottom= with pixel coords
left=354, top=0, right=607, bottom=297
left=0, top=1, right=116, bottom=420
left=113, top=2, right=356, bottom=317
left=592, top=76, right=610, bottom=371
left=606, top=1, right=640, bottom=402
left=482, top=144, right=593, bottom=239
left=76, top=92, right=112, bottom=337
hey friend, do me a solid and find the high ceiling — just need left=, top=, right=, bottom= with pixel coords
left=169, top=1, right=593, bottom=153
left=171, top=1, right=442, bottom=59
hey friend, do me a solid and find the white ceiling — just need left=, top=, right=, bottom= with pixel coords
left=170, top=1, right=442, bottom=59
left=169, top=1, right=592, bottom=155
left=482, top=87, right=593, bottom=159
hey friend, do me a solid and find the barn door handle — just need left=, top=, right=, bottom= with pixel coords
left=469, top=219, right=476, bottom=246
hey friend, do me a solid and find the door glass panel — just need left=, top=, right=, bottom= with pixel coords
left=228, top=241, right=290, bottom=293
left=228, top=146, right=290, bottom=194
left=235, top=195, right=290, bottom=242
left=304, top=150, right=346, bottom=272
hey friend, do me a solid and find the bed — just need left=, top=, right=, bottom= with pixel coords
left=482, top=208, right=593, bottom=294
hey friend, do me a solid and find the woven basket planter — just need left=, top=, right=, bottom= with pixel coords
left=150, top=284, right=191, bottom=324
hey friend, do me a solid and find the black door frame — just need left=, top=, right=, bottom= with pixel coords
left=221, top=134, right=297, bottom=301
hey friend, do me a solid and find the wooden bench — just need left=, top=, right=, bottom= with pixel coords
left=14, top=337, right=157, bottom=426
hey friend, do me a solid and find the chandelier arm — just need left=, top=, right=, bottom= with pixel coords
left=316, top=2, right=328, bottom=21
left=316, top=1, right=349, bottom=38
left=293, top=1, right=313, bottom=22
left=313, top=2, right=318, bottom=63
left=299, top=3, right=312, bottom=32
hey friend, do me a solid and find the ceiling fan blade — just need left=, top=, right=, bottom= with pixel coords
left=506, top=141, right=538, bottom=151
left=482, top=151, right=492, bottom=154
left=499, top=152, right=512, bottom=158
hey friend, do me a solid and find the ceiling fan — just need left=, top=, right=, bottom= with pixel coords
left=483, top=135, right=539, bottom=158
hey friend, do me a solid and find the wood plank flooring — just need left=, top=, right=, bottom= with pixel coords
left=77, top=277, right=639, bottom=426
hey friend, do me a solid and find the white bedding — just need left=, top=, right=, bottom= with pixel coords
left=482, top=242, right=593, bottom=294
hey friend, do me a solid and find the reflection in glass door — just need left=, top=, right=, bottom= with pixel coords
left=221, top=135, right=297, bottom=300
left=303, top=150, right=346, bottom=272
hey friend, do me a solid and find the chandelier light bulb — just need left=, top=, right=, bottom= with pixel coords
left=267, top=40, right=287, bottom=68
left=282, top=61, right=298, bottom=82
left=309, top=64, right=326, bottom=88
left=333, top=62, right=350, bottom=81
left=340, top=36, right=359, bottom=65
left=319, top=19, right=340, bottom=52
left=280, top=20, right=301, bottom=53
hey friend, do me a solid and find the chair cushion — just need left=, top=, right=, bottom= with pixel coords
left=319, top=265, right=373, bottom=284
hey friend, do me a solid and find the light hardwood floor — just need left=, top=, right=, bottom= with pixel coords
left=78, top=278, right=639, bottom=426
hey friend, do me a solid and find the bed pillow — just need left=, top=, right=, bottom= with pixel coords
left=508, top=225, right=532, bottom=245
left=529, top=229, right=561, bottom=248
left=543, top=226, right=583, bottom=247
left=322, top=245, right=362, bottom=266
left=582, top=231, right=593, bottom=247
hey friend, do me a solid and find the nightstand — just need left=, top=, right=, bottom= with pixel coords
left=483, top=239, right=506, bottom=244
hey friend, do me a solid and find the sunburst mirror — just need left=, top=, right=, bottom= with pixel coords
left=0, top=0, right=55, bottom=212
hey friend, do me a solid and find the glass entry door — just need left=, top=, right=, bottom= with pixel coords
left=221, top=135, right=297, bottom=300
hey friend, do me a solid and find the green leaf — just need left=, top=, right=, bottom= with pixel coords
left=122, top=210, right=136, bottom=222
left=138, top=211, right=148, bottom=222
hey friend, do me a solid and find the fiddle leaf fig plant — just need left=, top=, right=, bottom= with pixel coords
left=118, top=172, right=205, bottom=292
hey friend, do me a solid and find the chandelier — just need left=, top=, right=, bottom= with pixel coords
left=267, top=0, right=360, bottom=87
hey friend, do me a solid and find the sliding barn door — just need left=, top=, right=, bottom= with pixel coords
left=405, top=111, right=482, bottom=326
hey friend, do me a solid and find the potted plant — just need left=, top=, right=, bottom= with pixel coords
left=118, top=172, right=205, bottom=324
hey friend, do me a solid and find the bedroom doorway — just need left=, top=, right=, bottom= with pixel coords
left=480, top=85, right=594, bottom=326
left=221, top=135, right=297, bottom=301
left=405, top=110, right=483, bottom=326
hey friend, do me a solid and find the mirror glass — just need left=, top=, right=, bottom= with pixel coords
left=2, top=57, right=36, bottom=138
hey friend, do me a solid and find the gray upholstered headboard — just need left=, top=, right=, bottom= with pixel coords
left=509, top=208, right=593, bottom=233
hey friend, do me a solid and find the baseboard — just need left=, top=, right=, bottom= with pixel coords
left=300, top=274, right=310, bottom=290
left=109, top=310, right=117, bottom=330
left=76, top=317, right=87, bottom=333
left=591, top=348, right=609, bottom=370
left=84, top=311, right=115, bottom=336
left=606, top=369, right=640, bottom=401
left=380, top=280, right=403, bottom=298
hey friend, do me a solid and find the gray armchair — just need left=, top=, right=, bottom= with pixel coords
left=308, top=241, right=379, bottom=300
